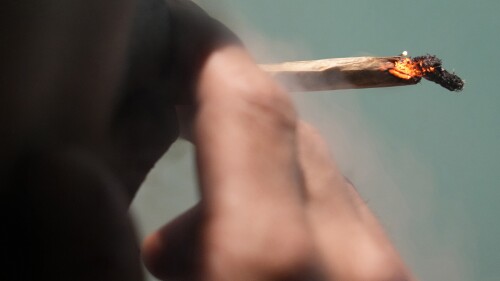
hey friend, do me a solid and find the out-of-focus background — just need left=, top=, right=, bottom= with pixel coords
left=131, top=1, right=500, bottom=280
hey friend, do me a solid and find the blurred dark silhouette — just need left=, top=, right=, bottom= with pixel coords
left=0, top=0, right=233, bottom=279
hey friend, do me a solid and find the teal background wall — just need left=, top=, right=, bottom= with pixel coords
left=131, top=1, right=500, bottom=280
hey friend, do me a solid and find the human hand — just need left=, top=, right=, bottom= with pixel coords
left=141, top=45, right=415, bottom=281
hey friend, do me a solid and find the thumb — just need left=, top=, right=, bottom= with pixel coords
left=142, top=203, right=205, bottom=280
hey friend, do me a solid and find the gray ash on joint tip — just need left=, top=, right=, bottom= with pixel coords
left=414, top=55, right=464, bottom=92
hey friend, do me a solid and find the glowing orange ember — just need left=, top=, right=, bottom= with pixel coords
left=389, top=57, right=435, bottom=80
left=388, top=54, right=464, bottom=92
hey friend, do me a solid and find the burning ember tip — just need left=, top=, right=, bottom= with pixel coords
left=390, top=54, right=464, bottom=92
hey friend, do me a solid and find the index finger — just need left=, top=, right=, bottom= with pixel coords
left=193, top=45, right=314, bottom=280
left=195, top=46, right=302, bottom=208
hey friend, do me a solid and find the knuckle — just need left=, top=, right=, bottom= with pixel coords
left=297, top=122, right=330, bottom=152
left=352, top=259, right=411, bottom=281
left=338, top=239, right=412, bottom=281
left=239, top=82, right=298, bottom=131
left=206, top=220, right=315, bottom=279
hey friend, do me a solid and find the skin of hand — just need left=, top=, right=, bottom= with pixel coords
left=141, top=45, right=415, bottom=281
